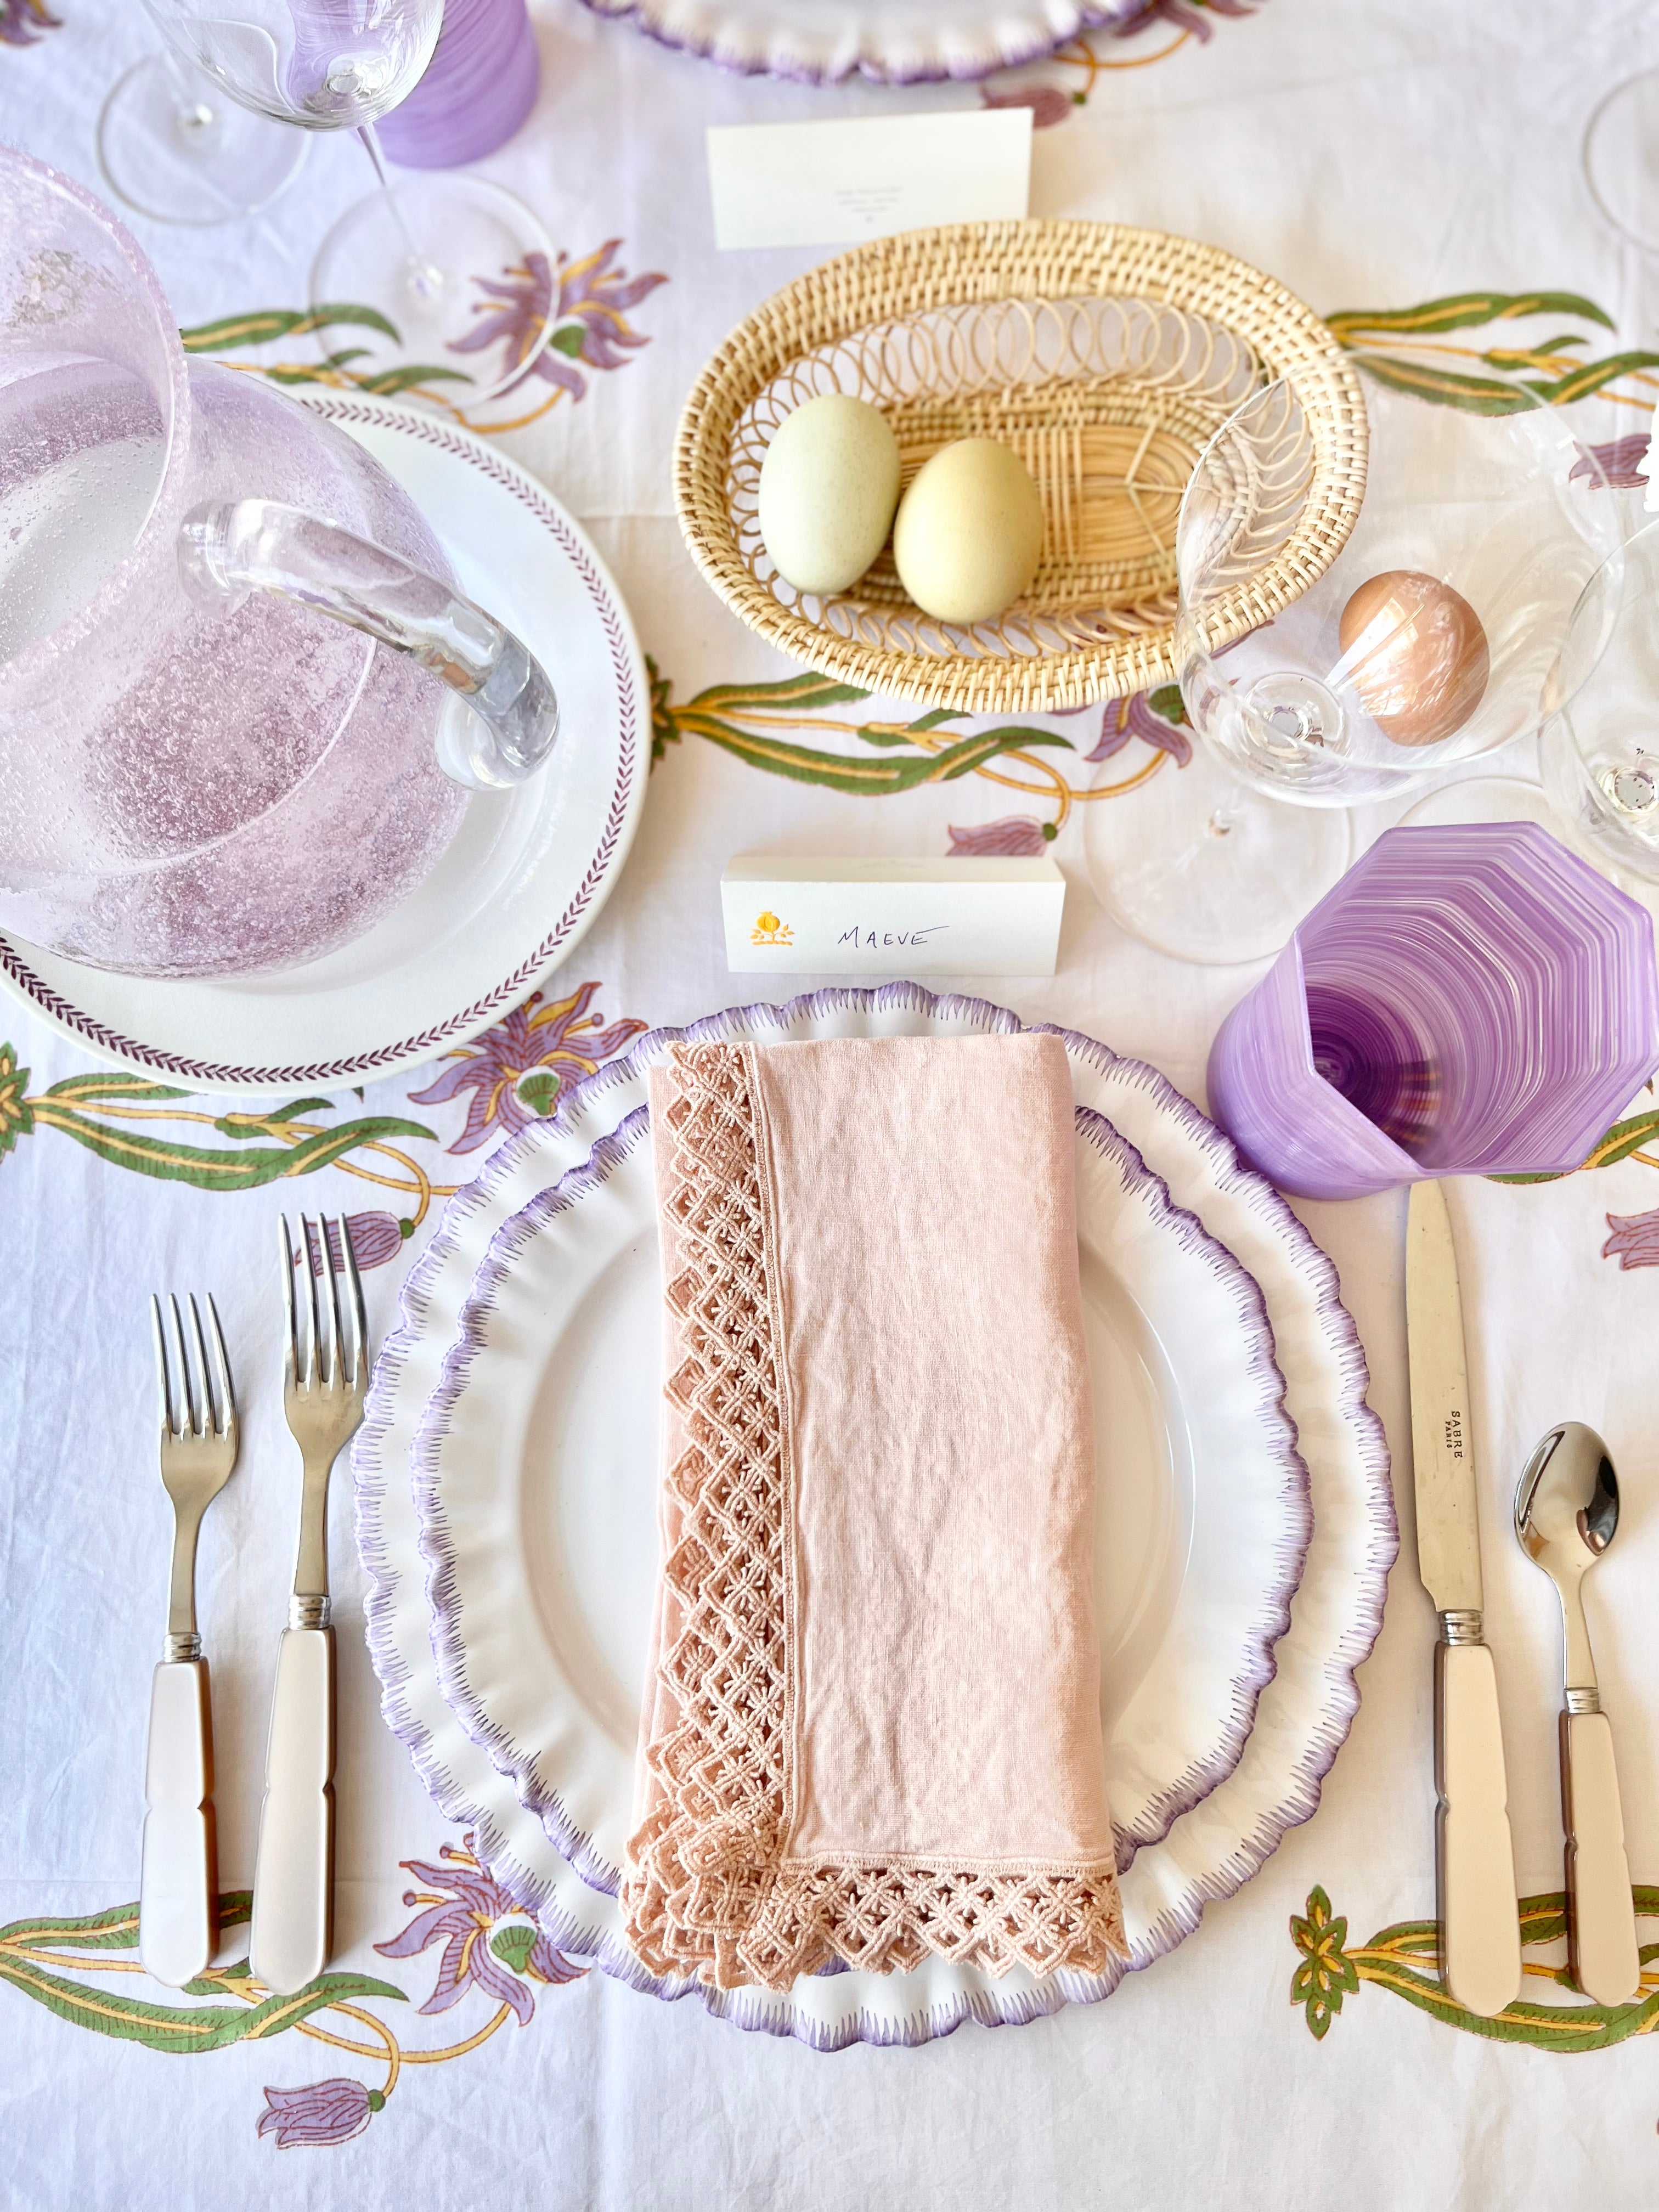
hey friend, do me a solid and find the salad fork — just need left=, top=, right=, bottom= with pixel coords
left=140, top=1291, right=238, bottom=1989
left=250, top=1215, right=368, bottom=1996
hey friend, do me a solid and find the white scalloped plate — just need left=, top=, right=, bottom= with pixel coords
left=415, top=1094, right=1305, bottom=1897
left=577, top=0, right=1145, bottom=84
left=356, top=987, right=1395, bottom=2047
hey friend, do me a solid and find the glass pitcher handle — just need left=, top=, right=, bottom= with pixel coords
left=177, top=498, right=558, bottom=791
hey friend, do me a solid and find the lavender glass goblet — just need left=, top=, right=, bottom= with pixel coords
left=1205, top=822, right=1659, bottom=1200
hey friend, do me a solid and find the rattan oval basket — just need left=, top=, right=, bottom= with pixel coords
left=674, top=221, right=1368, bottom=714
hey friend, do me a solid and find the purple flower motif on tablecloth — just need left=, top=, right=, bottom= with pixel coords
left=1119, top=0, right=1258, bottom=36
left=1086, top=686, right=1193, bottom=768
left=409, top=979, right=647, bottom=1155
left=979, top=83, right=1075, bottom=128
left=947, top=815, right=1053, bottom=856
left=452, top=244, right=668, bottom=401
left=1602, top=1207, right=1659, bottom=1268
left=376, top=1836, right=585, bottom=2024
left=1571, top=435, right=1651, bottom=491
left=0, top=0, right=60, bottom=45
left=257, top=2078, right=382, bottom=2149
left=291, top=1210, right=411, bottom=1275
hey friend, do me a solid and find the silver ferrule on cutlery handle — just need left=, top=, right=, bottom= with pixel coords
left=1434, top=1631, right=1522, bottom=2019
left=291, top=1446, right=335, bottom=1629
left=250, top=1625, right=335, bottom=1996
left=139, top=1659, right=217, bottom=1988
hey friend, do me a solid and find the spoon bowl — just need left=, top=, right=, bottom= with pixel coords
left=1515, top=1420, right=1620, bottom=1584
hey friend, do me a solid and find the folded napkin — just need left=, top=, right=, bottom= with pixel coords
left=620, top=1031, right=1125, bottom=1991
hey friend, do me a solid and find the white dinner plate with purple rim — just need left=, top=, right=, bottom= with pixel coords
left=0, top=396, right=648, bottom=1098
left=576, top=0, right=1144, bottom=84
left=354, top=985, right=1396, bottom=2049
left=414, top=1080, right=1306, bottom=1892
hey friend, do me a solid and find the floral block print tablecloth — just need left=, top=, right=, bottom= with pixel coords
left=6, top=2, right=1659, bottom=2205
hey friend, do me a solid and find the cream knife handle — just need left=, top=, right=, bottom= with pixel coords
left=250, top=1626, right=335, bottom=1996
left=1435, top=1638, right=1521, bottom=2017
left=139, top=1659, right=218, bottom=1989
left=1561, top=1708, right=1641, bottom=2005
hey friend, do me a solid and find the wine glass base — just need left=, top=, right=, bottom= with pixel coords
left=310, top=175, right=556, bottom=408
left=1585, top=66, right=1659, bottom=252
left=1400, top=774, right=1559, bottom=834
left=1083, top=748, right=1353, bottom=966
left=98, top=55, right=307, bottom=226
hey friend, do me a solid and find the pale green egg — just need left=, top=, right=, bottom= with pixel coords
left=757, top=394, right=902, bottom=596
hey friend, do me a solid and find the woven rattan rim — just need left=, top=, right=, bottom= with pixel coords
left=674, top=221, right=1368, bottom=714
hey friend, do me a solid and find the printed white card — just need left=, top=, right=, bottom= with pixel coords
left=721, top=855, right=1065, bottom=975
left=706, top=109, right=1032, bottom=252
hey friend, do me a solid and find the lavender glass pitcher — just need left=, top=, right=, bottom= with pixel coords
left=0, top=149, right=556, bottom=979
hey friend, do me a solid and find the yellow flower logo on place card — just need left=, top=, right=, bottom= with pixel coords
left=751, top=910, right=793, bottom=946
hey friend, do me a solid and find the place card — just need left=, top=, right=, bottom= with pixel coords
left=706, top=109, right=1032, bottom=252
left=721, top=854, right=1065, bottom=975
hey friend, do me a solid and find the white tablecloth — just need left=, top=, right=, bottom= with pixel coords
left=4, top=2, right=1659, bottom=2204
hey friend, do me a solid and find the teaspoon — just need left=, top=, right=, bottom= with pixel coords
left=1514, top=1421, right=1641, bottom=2005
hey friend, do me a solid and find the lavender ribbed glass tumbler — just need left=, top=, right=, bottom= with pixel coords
left=1206, top=823, right=1659, bottom=1200
left=376, top=0, right=539, bottom=168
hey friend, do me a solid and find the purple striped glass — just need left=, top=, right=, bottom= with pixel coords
left=1206, top=823, right=1659, bottom=1200
left=376, top=0, right=540, bottom=169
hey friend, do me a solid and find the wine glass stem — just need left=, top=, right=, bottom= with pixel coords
left=355, top=122, right=446, bottom=300
left=161, top=45, right=219, bottom=138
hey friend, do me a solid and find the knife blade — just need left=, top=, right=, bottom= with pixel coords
left=1405, top=1178, right=1521, bottom=2019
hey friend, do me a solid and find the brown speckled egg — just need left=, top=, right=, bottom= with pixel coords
left=1337, top=570, right=1490, bottom=746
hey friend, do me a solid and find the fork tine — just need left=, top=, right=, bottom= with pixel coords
left=187, top=1295, right=215, bottom=1437
left=299, top=1214, right=320, bottom=1389
left=318, top=1215, right=341, bottom=1390
left=168, top=1294, right=197, bottom=1437
left=339, top=1215, right=366, bottom=1389
left=150, top=1294, right=174, bottom=1438
left=279, top=1215, right=301, bottom=1389
left=206, top=1295, right=235, bottom=1437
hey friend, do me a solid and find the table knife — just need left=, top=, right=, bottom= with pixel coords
left=1406, top=1178, right=1521, bottom=2019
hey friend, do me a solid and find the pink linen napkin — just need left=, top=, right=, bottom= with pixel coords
left=620, top=1031, right=1125, bottom=1991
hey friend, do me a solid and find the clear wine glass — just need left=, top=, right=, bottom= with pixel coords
left=139, top=0, right=554, bottom=403
left=1584, top=66, right=1659, bottom=254
left=1537, top=520, right=1659, bottom=888
left=98, top=44, right=307, bottom=226
left=1084, top=367, right=1623, bottom=965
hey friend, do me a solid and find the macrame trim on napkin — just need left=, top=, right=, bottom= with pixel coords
left=621, top=1041, right=1128, bottom=1994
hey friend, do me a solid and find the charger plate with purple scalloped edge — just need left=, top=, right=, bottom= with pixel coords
left=354, top=985, right=1395, bottom=2050
left=578, top=0, right=1146, bottom=84
left=0, top=396, right=648, bottom=1098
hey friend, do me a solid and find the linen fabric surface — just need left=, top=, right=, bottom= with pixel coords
left=625, top=1032, right=1124, bottom=1988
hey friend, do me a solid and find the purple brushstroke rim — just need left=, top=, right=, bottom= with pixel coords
left=354, top=982, right=1395, bottom=2051
left=573, top=0, right=1147, bottom=87
left=408, top=1079, right=1310, bottom=1896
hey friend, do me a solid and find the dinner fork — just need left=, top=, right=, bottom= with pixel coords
left=250, top=1215, right=368, bottom=1996
left=140, top=1292, right=238, bottom=1989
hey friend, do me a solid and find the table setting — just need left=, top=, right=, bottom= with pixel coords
left=6, top=2, right=1659, bottom=2207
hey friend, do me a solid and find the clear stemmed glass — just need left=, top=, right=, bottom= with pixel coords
left=1534, top=520, right=1659, bottom=890
left=139, top=0, right=554, bottom=403
left=98, top=45, right=307, bottom=225
left=1085, top=368, right=1623, bottom=965
left=1584, top=66, right=1659, bottom=255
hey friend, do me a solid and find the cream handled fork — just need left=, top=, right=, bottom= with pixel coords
left=250, top=1216, right=368, bottom=1997
left=140, top=1293, right=238, bottom=1990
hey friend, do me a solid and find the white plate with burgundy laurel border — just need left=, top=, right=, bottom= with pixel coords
left=576, top=0, right=1143, bottom=83
left=0, top=397, right=648, bottom=1098
left=355, top=985, right=1396, bottom=2049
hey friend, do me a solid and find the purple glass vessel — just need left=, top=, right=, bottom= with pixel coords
left=376, top=0, right=540, bottom=169
left=1206, top=823, right=1659, bottom=1200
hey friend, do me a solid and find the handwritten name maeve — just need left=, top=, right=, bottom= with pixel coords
left=837, top=924, right=949, bottom=949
